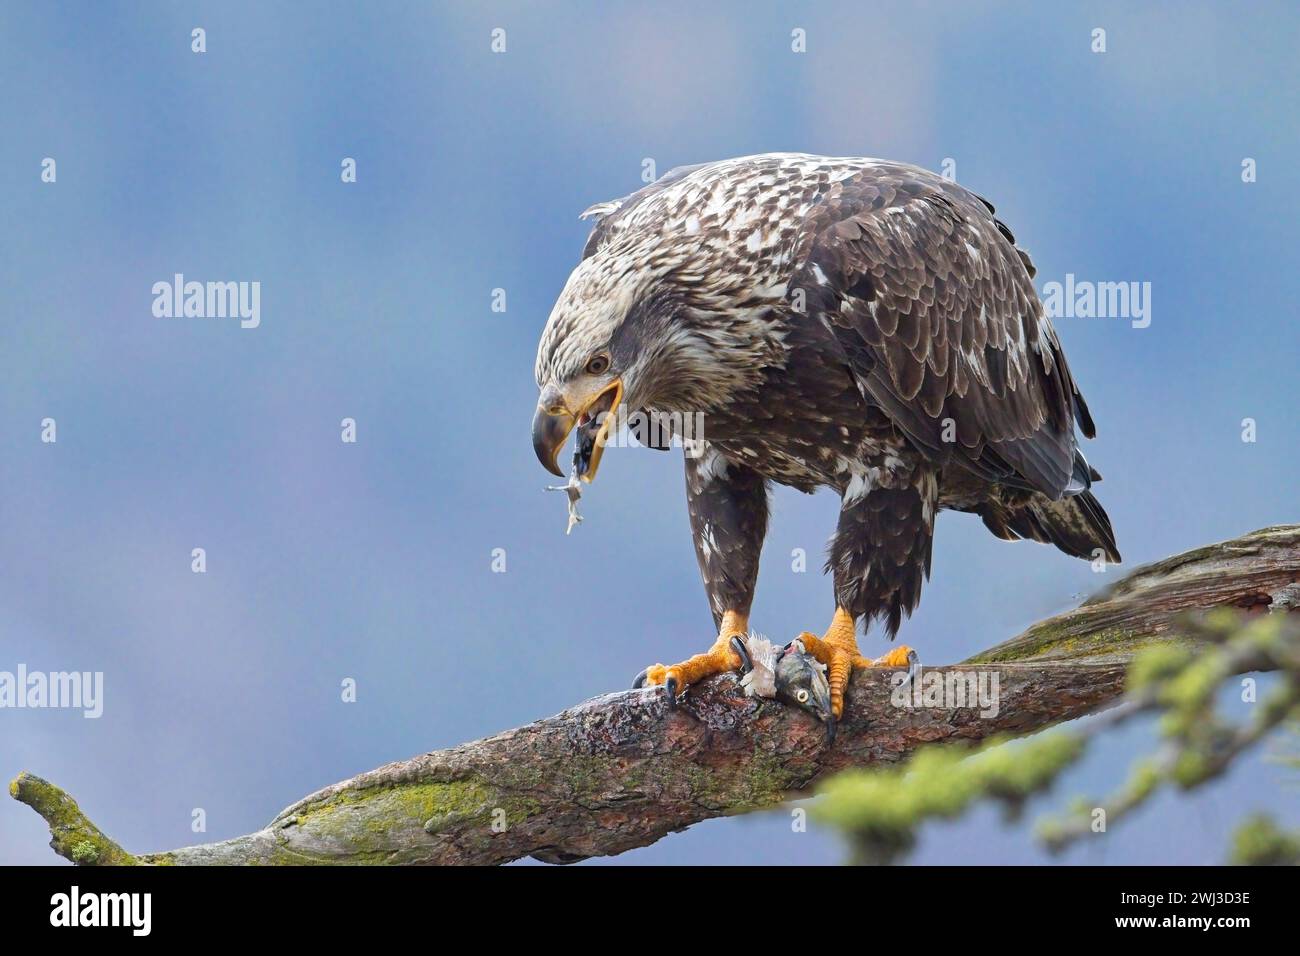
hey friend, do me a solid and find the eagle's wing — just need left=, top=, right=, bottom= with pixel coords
left=789, top=165, right=1096, bottom=499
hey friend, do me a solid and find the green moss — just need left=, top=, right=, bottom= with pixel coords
left=814, top=732, right=1087, bottom=856
left=1035, top=818, right=1067, bottom=846
left=295, top=778, right=497, bottom=839
left=1158, top=656, right=1226, bottom=712
left=1127, top=645, right=1194, bottom=689
left=1230, top=813, right=1300, bottom=866
left=276, top=776, right=550, bottom=862
left=1123, top=760, right=1162, bottom=803
left=689, top=746, right=800, bottom=812
left=965, top=620, right=1074, bottom=663
left=967, top=620, right=1156, bottom=664
left=1172, top=751, right=1210, bottom=787
left=495, top=742, right=801, bottom=827
left=69, top=840, right=100, bottom=864
left=737, top=748, right=804, bottom=806
left=8, top=772, right=137, bottom=866
left=815, top=746, right=978, bottom=836
left=976, top=733, right=1086, bottom=801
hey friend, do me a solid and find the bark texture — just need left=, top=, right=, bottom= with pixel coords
left=12, top=525, right=1299, bottom=865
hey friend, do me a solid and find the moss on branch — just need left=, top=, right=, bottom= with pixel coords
left=10, top=772, right=138, bottom=866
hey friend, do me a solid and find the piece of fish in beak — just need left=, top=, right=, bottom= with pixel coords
left=574, top=417, right=600, bottom=479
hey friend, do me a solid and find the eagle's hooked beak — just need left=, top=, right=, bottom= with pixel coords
left=532, top=378, right=624, bottom=482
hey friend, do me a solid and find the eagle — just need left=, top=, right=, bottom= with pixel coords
left=532, top=153, right=1120, bottom=732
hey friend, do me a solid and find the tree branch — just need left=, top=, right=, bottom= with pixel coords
left=12, top=525, right=1299, bottom=865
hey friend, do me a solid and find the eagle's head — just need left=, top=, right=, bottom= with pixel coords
left=532, top=247, right=739, bottom=481
left=532, top=256, right=635, bottom=481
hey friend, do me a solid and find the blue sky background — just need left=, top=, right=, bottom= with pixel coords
left=1, top=1, right=1297, bottom=865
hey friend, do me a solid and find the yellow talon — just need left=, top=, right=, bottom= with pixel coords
left=633, top=610, right=749, bottom=696
left=871, top=644, right=916, bottom=669
left=794, top=609, right=917, bottom=718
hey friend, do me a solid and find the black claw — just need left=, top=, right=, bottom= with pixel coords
left=664, top=676, right=678, bottom=709
left=901, top=651, right=920, bottom=689
left=729, top=636, right=752, bottom=674
left=632, top=669, right=649, bottom=690
left=825, top=716, right=838, bottom=746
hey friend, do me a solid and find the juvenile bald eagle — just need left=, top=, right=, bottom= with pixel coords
left=533, top=153, right=1120, bottom=726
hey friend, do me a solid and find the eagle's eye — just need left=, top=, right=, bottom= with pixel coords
left=795, top=688, right=809, bottom=704
left=585, top=355, right=610, bottom=375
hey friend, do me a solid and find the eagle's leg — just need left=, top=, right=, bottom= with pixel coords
left=798, top=477, right=935, bottom=718
left=632, top=447, right=768, bottom=705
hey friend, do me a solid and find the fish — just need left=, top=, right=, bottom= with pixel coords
left=739, top=635, right=837, bottom=742
left=545, top=416, right=602, bottom=534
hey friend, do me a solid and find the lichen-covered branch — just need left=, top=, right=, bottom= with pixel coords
left=816, top=610, right=1300, bottom=864
left=1034, top=612, right=1300, bottom=853
left=11, top=525, right=1299, bottom=865
left=8, top=773, right=137, bottom=866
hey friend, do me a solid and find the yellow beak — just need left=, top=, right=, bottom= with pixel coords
left=531, top=378, right=623, bottom=482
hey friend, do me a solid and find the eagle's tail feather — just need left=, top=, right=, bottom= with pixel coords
left=1064, top=447, right=1099, bottom=496
left=979, top=489, right=1121, bottom=564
